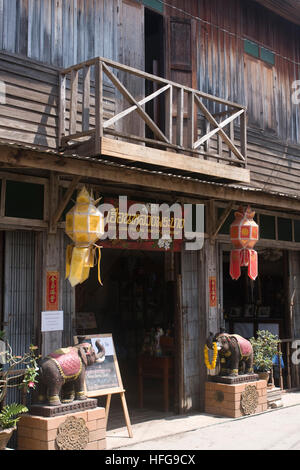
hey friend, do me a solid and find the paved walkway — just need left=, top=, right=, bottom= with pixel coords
left=106, top=390, right=300, bottom=450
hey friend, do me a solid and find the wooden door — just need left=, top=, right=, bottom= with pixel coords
left=117, top=0, right=145, bottom=138
left=166, top=16, right=197, bottom=147
left=167, top=17, right=196, bottom=89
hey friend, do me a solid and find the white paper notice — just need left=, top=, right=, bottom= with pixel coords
left=41, top=311, right=64, bottom=332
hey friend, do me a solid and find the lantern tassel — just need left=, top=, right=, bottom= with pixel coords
left=229, top=248, right=258, bottom=281
left=95, top=245, right=103, bottom=286
left=65, top=244, right=103, bottom=287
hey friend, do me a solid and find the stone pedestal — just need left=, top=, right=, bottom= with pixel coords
left=17, top=406, right=106, bottom=450
left=205, top=379, right=267, bottom=418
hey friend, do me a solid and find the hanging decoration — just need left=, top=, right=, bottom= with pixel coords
left=229, top=206, right=259, bottom=281
left=65, top=187, right=104, bottom=287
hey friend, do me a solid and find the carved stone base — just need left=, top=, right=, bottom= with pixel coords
left=17, top=406, right=106, bottom=450
left=208, top=373, right=259, bottom=385
left=205, top=380, right=267, bottom=418
left=30, top=398, right=98, bottom=417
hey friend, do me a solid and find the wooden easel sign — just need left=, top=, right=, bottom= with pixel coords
left=74, top=333, right=133, bottom=438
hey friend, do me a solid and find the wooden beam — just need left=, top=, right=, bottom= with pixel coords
left=194, top=95, right=245, bottom=161
left=100, top=137, right=250, bottom=184
left=58, top=74, right=66, bottom=148
left=95, top=60, right=103, bottom=155
left=210, top=201, right=235, bottom=243
left=82, top=65, right=91, bottom=132
left=103, top=84, right=171, bottom=130
left=0, top=144, right=300, bottom=213
left=48, top=172, right=59, bottom=234
left=176, top=88, right=184, bottom=147
left=193, top=109, right=244, bottom=150
left=70, top=69, right=79, bottom=136
left=102, top=63, right=169, bottom=144
left=50, top=175, right=81, bottom=232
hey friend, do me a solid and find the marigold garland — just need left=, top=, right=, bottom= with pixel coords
left=204, top=342, right=218, bottom=370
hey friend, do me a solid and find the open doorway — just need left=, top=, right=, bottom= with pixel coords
left=221, top=247, right=290, bottom=387
left=75, top=248, right=177, bottom=419
left=144, top=7, right=165, bottom=138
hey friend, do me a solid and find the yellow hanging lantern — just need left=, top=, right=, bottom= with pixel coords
left=65, top=186, right=104, bottom=287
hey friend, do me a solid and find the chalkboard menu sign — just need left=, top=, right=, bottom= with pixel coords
left=74, top=334, right=124, bottom=397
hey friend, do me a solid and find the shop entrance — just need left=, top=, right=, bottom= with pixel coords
left=75, top=248, right=177, bottom=415
left=222, top=247, right=290, bottom=387
left=222, top=247, right=289, bottom=339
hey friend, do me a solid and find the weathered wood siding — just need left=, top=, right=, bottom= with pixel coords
left=0, top=51, right=115, bottom=149
left=0, top=52, right=58, bottom=148
left=165, top=0, right=300, bottom=196
left=0, top=0, right=118, bottom=67
left=0, top=0, right=299, bottom=197
left=181, top=248, right=208, bottom=411
left=196, top=0, right=300, bottom=144
left=289, top=251, right=300, bottom=339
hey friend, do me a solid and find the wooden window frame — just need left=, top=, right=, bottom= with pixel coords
left=0, top=172, right=48, bottom=228
left=216, top=203, right=300, bottom=248
left=244, top=39, right=275, bottom=66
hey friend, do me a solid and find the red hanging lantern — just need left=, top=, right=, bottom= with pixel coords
left=229, top=206, right=259, bottom=281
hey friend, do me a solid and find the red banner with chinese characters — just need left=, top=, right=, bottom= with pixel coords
left=209, top=276, right=217, bottom=307
left=46, top=271, right=59, bottom=310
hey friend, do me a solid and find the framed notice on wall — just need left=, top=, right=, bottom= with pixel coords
left=73, top=334, right=124, bottom=397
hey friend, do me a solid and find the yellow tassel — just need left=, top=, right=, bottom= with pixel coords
left=65, top=245, right=73, bottom=279
left=96, top=245, right=103, bottom=286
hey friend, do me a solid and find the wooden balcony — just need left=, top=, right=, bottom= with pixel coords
left=59, top=57, right=250, bottom=184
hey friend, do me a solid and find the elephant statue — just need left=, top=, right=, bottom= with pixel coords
left=207, top=331, right=254, bottom=377
left=36, top=340, right=105, bottom=406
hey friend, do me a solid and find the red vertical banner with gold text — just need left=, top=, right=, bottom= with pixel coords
left=209, top=276, right=217, bottom=308
left=46, top=271, right=60, bottom=311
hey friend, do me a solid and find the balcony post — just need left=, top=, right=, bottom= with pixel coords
left=95, top=58, right=103, bottom=155
left=58, top=73, right=66, bottom=148
left=240, top=110, right=247, bottom=165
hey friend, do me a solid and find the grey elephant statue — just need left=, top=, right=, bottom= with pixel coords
left=36, top=340, right=105, bottom=406
left=207, top=331, right=254, bottom=377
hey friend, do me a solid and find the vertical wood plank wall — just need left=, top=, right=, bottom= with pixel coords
left=0, top=0, right=119, bottom=67
left=41, top=230, right=62, bottom=356
left=181, top=249, right=200, bottom=410
left=289, top=251, right=300, bottom=339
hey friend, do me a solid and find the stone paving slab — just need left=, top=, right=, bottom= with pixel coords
left=106, top=390, right=300, bottom=450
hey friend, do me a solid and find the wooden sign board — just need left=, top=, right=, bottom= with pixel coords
left=73, top=333, right=133, bottom=438
left=73, top=334, right=124, bottom=397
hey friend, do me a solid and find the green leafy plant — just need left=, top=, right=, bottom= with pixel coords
left=0, top=403, right=28, bottom=430
left=250, top=330, right=280, bottom=372
left=0, top=342, right=39, bottom=405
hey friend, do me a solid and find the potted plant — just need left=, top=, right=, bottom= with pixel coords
left=0, top=331, right=39, bottom=450
left=250, top=330, right=280, bottom=384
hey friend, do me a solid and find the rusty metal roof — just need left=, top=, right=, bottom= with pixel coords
left=253, top=0, right=300, bottom=25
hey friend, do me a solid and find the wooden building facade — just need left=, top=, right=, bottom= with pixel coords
left=0, top=0, right=300, bottom=415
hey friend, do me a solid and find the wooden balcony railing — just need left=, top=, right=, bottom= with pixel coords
left=59, top=57, right=249, bottom=182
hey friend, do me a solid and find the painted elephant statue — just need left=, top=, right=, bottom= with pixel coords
left=207, top=331, right=253, bottom=377
left=36, top=340, right=105, bottom=406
